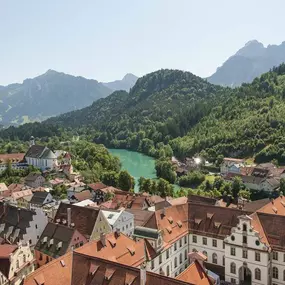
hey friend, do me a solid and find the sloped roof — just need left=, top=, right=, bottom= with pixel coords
left=126, top=209, right=155, bottom=227
left=23, top=252, right=72, bottom=285
left=0, top=183, right=8, bottom=192
left=177, top=261, right=212, bottom=285
left=41, top=149, right=57, bottom=159
left=25, top=173, right=44, bottom=182
left=75, top=232, right=152, bottom=267
left=30, top=191, right=50, bottom=205
left=188, top=202, right=246, bottom=239
left=25, top=145, right=46, bottom=158
left=73, top=190, right=92, bottom=202
left=11, top=190, right=33, bottom=200
left=242, top=198, right=270, bottom=213
left=71, top=252, right=199, bottom=285
left=88, top=182, right=107, bottom=191
left=256, top=196, right=285, bottom=216
left=35, top=222, right=77, bottom=258
left=188, top=195, right=217, bottom=206
left=54, top=203, right=99, bottom=237
left=0, top=153, right=25, bottom=164
left=0, top=202, right=35, bottom=242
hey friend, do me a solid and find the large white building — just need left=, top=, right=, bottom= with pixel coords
left=25, top=143, right=58, bottom=171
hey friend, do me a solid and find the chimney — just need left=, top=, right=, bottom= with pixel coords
left=100, top=233, right=106, bottom=247
left=140, top=263, right=146, bottom=285
left=67, top=207, right=71, bottom=227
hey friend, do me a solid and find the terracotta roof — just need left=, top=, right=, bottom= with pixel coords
left=256, top=196, right=285, bottom=216
left=189, top=202, right=246, bottom=239
left=23, top=252, right=72, bottom=285
left=148, top=195, right=165, bottom=205
left=88, top=182, right=107, bottom=191
left=130, top=196, right=151, bottom=210
left=75, top=232, right=151, bottom=267
left=73, top=190, right=92, bottom=202
left=0, top=244, right=17, bottom=258
left=249, top=213, right=269, bottom=248
left=254, top=212, right=285, bottom=251
left=168, top=197, right=188, bottom=206
left=240, top=167, right=254, bottom=176
left=72, top=252, right=201, bottom=285
left=11, top=189, right=33, bottom=200
left=177, top=261, right=212, bottom=285
left=54, top=203, right=99, bottom=238
left=126, top=209, right=155, bottom=227
left=0, top=153, right=25, bottom=164
left=7, top=183, right=25, bottom=194
left=145, top=204, right=188, bottom=245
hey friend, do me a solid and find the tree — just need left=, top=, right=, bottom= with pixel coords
left=280, top=178, right=285, bottom=193
left=155, top=159, right=176, bottom=183
left=101, top=171, right=119, bottom=187
left=238, top=189, right=251, bottom=200
left=118, top=170, right=134, bottom=191
left=232, top=176, right=243, bottom=199
left=156, top=178, right=174, bottom=197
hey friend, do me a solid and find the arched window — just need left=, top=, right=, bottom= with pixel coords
left=212, top=253, right=217, bottom=264
left=273, top=267, right=278, bottom=279
left=166, top=265, right=170, bottom=276
left=230, top=263, right=236, bottom=274
left=184, top=249, right=188, bottom=260
left=174, top=257, right=177, bottom=268
left=179, top=253, right=182, bottom=264
left=243, top=224, right=247, bottom=232
left=255, top=268, right=261, bottom=280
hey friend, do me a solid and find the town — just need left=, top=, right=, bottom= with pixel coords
left=0, top=139, right=285, bottom=285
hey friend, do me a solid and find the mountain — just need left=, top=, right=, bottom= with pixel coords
left=208, top=40, right=285, bottom=87
left=0, top=70, right=112, bottom=126
left=4, top=65, right=285, bottom=164
left=102, top=73, right=138, bottom=91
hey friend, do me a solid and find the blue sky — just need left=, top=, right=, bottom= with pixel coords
left=1, top=0, right=285, bottom=85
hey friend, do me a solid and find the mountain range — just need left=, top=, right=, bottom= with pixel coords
left=0, top=70, right=137, bottom=126
left=208, top=40, right=285, bottom=87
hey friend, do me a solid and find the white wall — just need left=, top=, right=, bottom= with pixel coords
left=113, top=211, right=134, bottom=237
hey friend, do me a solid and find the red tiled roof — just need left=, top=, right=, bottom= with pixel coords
left=0, top=153, right=25, bottom=164
left=223, top=158, right=244, bottom=162
left=256, top=196, right=285, bottom=216
left=0, top=244, right=17, bottom=258
left=23, top=252, right=72, bottom=285
left=73, top=190, right=92, bottom=202
left=177, top=261, right=212, bottom=285
left=88, top=182, right=107, bottom=191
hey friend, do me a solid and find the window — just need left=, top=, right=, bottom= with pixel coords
left=159, top=255, right=162, bottom=264
left=202, top=251, right=207, bottom=258
left=151, top=260, right=154, bottom=270
left=223, top=255, right=225, bottom=266
left=23, top=254, right=26, bottom=263
left=192, top=235, right=197, bottom=243
left=255, top=268, right=261, bottom=280
left=174, top=257, right=177, bottom=268
left=255, top=252, right=260, bottom=262
left=202, top=237, right=207, bottom=245
left=39, top=253, right=43, bottom=261
left=35, top=224, right=38, bottom=229
left=166, top=250, right=169, bottom=259
left=243, top=236, right=247, bottom=244
left=184, top=236, right=187, bottom=244
left=126, top=225, right=128, bottom=229
left=273, top=251, right=278, bottom=261
left=283, top=253, right=285, bottom=262
left=212, top=253, right=217, bottom=264
left=166, top=265, right=170, bottom=276
left=180, top=253, right=182, bottom=264
left=230, top=247, right=236, bottom=256
left=243, top=224, right=247, bottom=232
left=212, top=239, right=217, bottom=247
left=16, top=260, right=19, bottom=269
left=179, top=239, right=182, bottom=248
left=230, top=263, right=236, bottom=274
left=174, top=243, right=177, bottom=251
left=273, top=267, right=278, bottom=279
left=283, top=270, right=285, bottom=281
left=185, top=250, right=188, bottom=260
left=230, top=278, right=236, bottom=284
left=243, top=250, right=248, bottom=259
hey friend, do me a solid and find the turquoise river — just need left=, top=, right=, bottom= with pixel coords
left=108, top=149, right=157, bottom=192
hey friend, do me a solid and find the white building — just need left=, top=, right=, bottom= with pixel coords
left=0, top=242, right=35, bottom=285
left=221, top=158, right=245, bottom=175
left=25, top=141, right=58, bottom=171
left=0, top=203, right=48, bottom=247
left=102, top=209, right=134, bottom=237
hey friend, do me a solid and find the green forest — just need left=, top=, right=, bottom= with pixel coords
left=2, top=65, right=285, bottom=165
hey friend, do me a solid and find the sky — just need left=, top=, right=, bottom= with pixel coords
left=1, top=0, right=285, bottom=85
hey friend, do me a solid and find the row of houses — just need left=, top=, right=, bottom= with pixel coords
left=221, top=158, right=284, bottom=192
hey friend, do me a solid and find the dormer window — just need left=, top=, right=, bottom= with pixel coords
left=167, top=217, right=173, bottom=224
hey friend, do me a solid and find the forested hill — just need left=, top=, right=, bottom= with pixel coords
left=3, top=65, right=285, bottom=164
